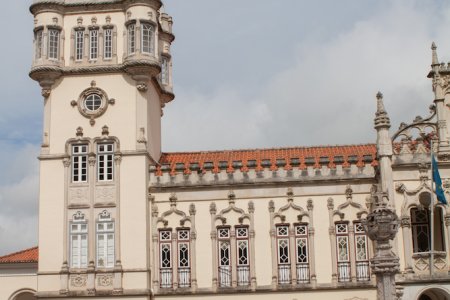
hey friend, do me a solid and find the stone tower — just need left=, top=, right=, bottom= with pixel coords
left=29, top=0, right=174, bottom=297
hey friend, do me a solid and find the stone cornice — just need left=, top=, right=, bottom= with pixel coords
left=30, top=0, right=162, bottom=15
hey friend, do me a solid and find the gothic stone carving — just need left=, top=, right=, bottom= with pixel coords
left=97, top=274, right=114, bottom=287
left=69, top=187, right=89, bottom=205
left=70, top=274, right=87, bottom=288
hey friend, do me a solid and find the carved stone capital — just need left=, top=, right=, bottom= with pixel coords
left=400, top=217, right=411, bottom=228
left=63, top=158, right=71, bottom=168
left=88, top=154, right=96, bottom=166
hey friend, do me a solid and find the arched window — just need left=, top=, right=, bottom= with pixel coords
left=48, top=28, right=60, bottom=60
left=141, top=23, right=155, bottom=54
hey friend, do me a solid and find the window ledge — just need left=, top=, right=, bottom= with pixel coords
left=412, top=251, right=447, bottom=259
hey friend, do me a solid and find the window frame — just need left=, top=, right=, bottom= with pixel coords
left=97, top=143, right=114, bottom=182
left=96, top=212, right=115, bottom=268
left=75, top=29, right=85, bottom=61
left=127, top=23, right=136, bottom=55
left=48, top=28, right=60, bottom=60
left=103, top=27, right=113, bottom=60
left=69, top=215, right=88, bottom=269
left=35, top=28, right=44, bottom=59
left=141, top=22, right=155, bottom=54
left=71, top=144, right=88, bottom=183
left=89, top=29, right=99, bottom=61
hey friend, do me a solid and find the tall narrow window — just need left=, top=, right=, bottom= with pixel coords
left=75, top=30, right=84, bottom=61
left=336, top=223, right=350, bottom=282
left=35, top=29, right=43, bottom=59
left=97, top=143, right=114, bottom=181
left=96, top=211, right=114, bottom=268
left=104, top=28, right=113, bottom=59
left=236, top=227, right=250, bottom=286
left=72, top=145, right=88, bottom=183
left=89, top=29, right=98, bottom=60
left=178, top=229, right=191, bottom=288
left=70, top=213, right=88, bottom=268
left=160, top=230, right=172, bottom=288
left=411, top=208, right=430, bottom=253
left=218, top=227, right=231, bottom=287
left=127, top=24, right=135, bottom=55
left=295, top=224, right=309, bottom=283
left=48, top=29, right=60, bottom=60
left=161, top=57, right=169, bottom=85
left=276, top=225, right=291, bottom=284
left=354, top=222, right=370, bottom=281
left=141, top=23, right=154, bottom=54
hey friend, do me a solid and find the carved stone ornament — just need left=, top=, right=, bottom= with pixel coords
left=42, top=88, right=51, bottom=98
left=70, top=274, right=87, bottom=287
left=97, top=274, right=113, bottom=287
left=75, top=83, right=115, bottom=122
left=136, top=83, right=148, bottom=92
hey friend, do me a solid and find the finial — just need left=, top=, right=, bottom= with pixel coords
left=374, top=91, right=391, bottom=129
left=431, top=42, right=439, bottom=66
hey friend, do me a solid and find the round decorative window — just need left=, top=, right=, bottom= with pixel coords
left=74, top=81, right=114, bottom=123
left=84, top=94, right=102, bottom=112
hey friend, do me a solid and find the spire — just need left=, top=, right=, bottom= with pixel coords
left=374, top=91, right=391, bottom=129
left=431, top=42, right=439, bottom=67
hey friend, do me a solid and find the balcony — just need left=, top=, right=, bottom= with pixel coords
left=237, top=265, right=250, bottom=286
left=178, top=268, right=191, bottom=288
left=337, top=262, right=351, bottom=282
left=356, top=261, right=370, bottom=281
left=218, top=266, right=231, bottom=287
left=160, top=269, right=172, bottom=288
left=296, top=263, right=310, bottom=284
left=278, top=264, right=291, bottom=284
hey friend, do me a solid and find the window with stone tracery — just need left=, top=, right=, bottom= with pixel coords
left=48, top=29, right=60, bottom=60
left=217, top=227, right=232, bottom=287
left=127, top=24, right=136, bottom=55
left=275, top=224, right=310, bottom=285
left=89, top=29, right=98, bottom=60
left=411, top=208, right=430, bottom=253
left=236, top=227, right=250, bottom=286
left=354, top=222, right=370, bottom=281
left=104, top=28, right=113, bottom=59
left=75, top=30, right=84, bottom=61
left=141, top=23, right=155, bottom=54
left=336, top=223, right=350, bottom=282
left=159, top=228, right=192, bottom=289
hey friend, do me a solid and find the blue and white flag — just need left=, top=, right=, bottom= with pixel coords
left=432, top=155, right=448, bottom=205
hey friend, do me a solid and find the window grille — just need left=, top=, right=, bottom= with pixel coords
left=35, top=29, right=43, bottom=59
left=295, top=224, right=310, bottom=283
left=89, top=30, right=98, bottom=60
left=84, top=94, right=102, bottom=111
left=276, top=225, right=291, bottom=284
left=127, top=24, right=135, bottom=54
left=104, top=28, right=113, bottom=59
left=141, top=23, right=154, bottom=54
left=97, top=143, right=114, bottom=181
left=75, top=30, right=84, bottom=61
left=177, top=229, right=191, bottom=287
left=236, top=227, right=250, bottom=286
left=72, top=145, right=88, bottom=183
left=411, top=208, right=430, bottom=253
left=354, top=222, right=370, bottom=281
left=218, top=227, right=231, bottom=287
left=48, top=29, right=60, bottom=60
left=336, top=223, right=350, bottom=282
left=96, top=219, right=114, bottom=268
left=70, top=219, right=88, bottom=268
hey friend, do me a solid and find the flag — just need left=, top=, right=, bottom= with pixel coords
left=432, top=155, right=448, bottom=205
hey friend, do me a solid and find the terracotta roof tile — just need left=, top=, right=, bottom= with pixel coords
left=0, top=247, right=38, bottom=264
left=156, top=144, right=378, bottom=175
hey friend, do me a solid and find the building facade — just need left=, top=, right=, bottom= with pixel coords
left=0, top=0, right=450, bottom=299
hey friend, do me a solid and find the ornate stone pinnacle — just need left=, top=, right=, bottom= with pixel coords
left=374, top=91, right=391, bottom=129
left=431, top=41, right=439, bottom=66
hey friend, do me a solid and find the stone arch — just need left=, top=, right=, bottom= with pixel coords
left=9, top=289, right=37, bottom=300
left=416, top=286, right=450, bottom=300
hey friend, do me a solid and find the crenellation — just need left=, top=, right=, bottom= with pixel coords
left=150, top=162, right=376, bottom=189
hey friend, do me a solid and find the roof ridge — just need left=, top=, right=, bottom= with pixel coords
left=161, top=143, right=376, bottom=155
left=0, top=246, right=38, bottom=260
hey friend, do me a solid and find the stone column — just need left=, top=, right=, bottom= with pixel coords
left=230, top=229, right=237, bottom=288
left=248, top=201, right=257, bottom=291
left=113, top=155, right=122, bottom=293
left=87, top=154, right=96, bottom=294
left=210, top=203, right=218, bottom=291
left=363, top=193, right=400, bottom=300
left=188, top=204, right=197, bottom=291
left=172, top=229, right=178, bottom=290
left=268, top=200, right=277, bottom=289
left=307, top=199, right=317, bottom=286
left=289, top=226, right=297, bottom=285
left=400, top=216, right=413, bottom=273
left=327, top=198, right=338, bottom=285
left=151, top=201, right=159, bottom=293
left=445, top=216, right=450, bottom=273
left=60, top=158, right=71, bottom=294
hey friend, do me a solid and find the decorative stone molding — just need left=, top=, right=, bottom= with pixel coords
left=70, top=274, right=87, bottom=288
left=74, top=81, right=116, bottom=123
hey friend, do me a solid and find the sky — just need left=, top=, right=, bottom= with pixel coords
left=0, top=0, right=450, bottom=255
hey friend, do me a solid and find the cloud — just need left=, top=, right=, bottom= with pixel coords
left=163, top=0, right=450, bottom=151
left=0, top=144, right=39, bottom=255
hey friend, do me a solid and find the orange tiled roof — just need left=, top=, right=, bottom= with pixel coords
left=0, top=247, right=38, bottom=264
left=157, top=144, right=377, bottom=175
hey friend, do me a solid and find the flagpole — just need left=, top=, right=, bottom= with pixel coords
left=430, top=140, right=435, bottom=277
